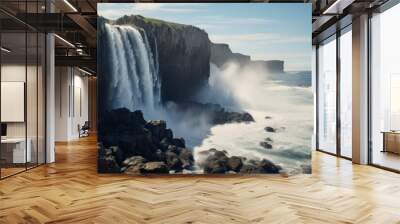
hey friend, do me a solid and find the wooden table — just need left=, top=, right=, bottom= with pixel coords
left=1, top=138, right=31, bottom=164
left=382, top=131, right=400, bottom=154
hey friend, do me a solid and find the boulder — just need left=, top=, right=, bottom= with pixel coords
left=264, top=137, right=273, bottom=142
left=155, top=149, right=165, bottom=161
left=239, top=164, right=259, bottom=174
left=239, top=159, right=281, bottom=174
left=171, top=138, right=186, bottom=148
left=301, top=164, right=312, bottom=174
left=264, top=116, right=272, bottom=119
left=258, top=159, right=281, bottom=173
left=146, top=120, right=167, bottom=142
left=164, top=129, right=173, bottom=140
left=122, top=156, right=146, bottom=175
left=123, top=156, right=146, bottom=167
left=165, top=150, right=182, bottom=170
left=214, top=111, right=255, bottom=124
left=260, top=141, right=273, bottom=149
left=143, top=162, right=169, bottom=174
left=203, top=149, right=229, bottom=174
left=98, top=156, right=120, bottom=173
left=159, top=138, right=171, bottom=151
left=179, top=148, right=194, bottom=169
left=227, top=156, right=243, bottom=172
left=98, top=145, right=121, bottom=173
left=97, top=108, right=194, bottom=173
left=204, top=159, right=229, bottom=174
left=124, top=164, right=143, bottom=175
left=264, top=127, right=276, bottom=133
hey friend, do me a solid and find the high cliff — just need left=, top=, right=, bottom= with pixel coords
left=113, top=15, right=211, bottom=102
left=210, top=42, right=284, bottom=73
left=210, top=43, right=251, bottom=67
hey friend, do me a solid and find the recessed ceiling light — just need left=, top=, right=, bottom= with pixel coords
left=1, top=47, right=11, bottom=53
left=78, top=67, right=93, bottom=76
left=63, top=0, right=78, bottom=12
left=54, top=34, right=75, bottom=48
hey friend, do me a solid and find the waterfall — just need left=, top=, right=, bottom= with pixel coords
left=104, top=23, right=161, bottom=112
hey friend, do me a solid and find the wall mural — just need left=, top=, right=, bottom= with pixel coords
left=97, top=3, right=313, bottom=175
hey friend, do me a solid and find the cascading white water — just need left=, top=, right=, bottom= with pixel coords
left=104, top=23, right=161, bottom=112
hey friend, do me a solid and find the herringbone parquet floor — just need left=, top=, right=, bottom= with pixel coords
left=1, top=135, right=400, bottom=224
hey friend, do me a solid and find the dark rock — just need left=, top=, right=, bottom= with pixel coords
left=143, top=162, right=168, bottom=174
left=124, top=165, right=143, bottom=175
left=301, top=164, right=312, bottom=174
left=200, top=148, right=281, bottom=174
left=98, top=108, right=157, bottom=161
left=122, top=156, right=146, bottom=175
left=260, top=141, right=273, bottom=149
left=264, top=137, right=273, bottom=142
left=171, top=138, right=186, bottom=148
left=265, top=116, right=272, bottom=119
left=167, top=145, right=179, bottom=154
left=258, top=159, right=281, bottom=173
left=239, top=159, right=281, bottom=174
left=98, top=156, right=120, bottom=173
left=172, top=101, right=254, bottom=125
left=155, top=149, right=165, bottom=161
left=239, top=164, right=259, bottom=174
left=179, top=148, right=194, bottom=169
left=123, top=156, right=146, bottom=167
left=159, top=138, right=171, bottom=151
left=98, top=145, right=120, bottom=173
left=97, top=108, right=194, bottom=173
left=97, top=144, right=121, bottom=173
left=213, top=111, right=255, bottom=124
left=164, top=129, right=173, bottom=140
left=264, top=127, right=276, bottom=133
left=227, top=156, right=243, bottom=172
left=204, top=159, right=228, bottom=174
left=165, top=150, right=182, bottom=170
left=203, top=150, right=229, bottom=174
left=146, top=120, right=167, bottom=143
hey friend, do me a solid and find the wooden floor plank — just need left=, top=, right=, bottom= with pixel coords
left=0, top=135, right=399, bottom=223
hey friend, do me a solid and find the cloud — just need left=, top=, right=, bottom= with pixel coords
left=209, top=33, right=310, bottom=44
left=193, top=16, right=274, bottom=31
left=205, top=16, right=274, bottom=25
left=98, top=3, right=199, bottom=20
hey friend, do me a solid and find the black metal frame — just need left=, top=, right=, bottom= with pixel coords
left=315, top=21, right=353, bottom=162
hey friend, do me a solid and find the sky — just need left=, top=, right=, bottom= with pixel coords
left=98, top=3, right=311, bottom=71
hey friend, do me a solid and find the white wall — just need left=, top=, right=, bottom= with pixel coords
left=55, top=67, right=89, bottom=141
left=1, top=63, right=46, bottom=164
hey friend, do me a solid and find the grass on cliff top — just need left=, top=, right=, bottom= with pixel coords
left=118, top=15, right=196, bottom=30
left=142, top=16, right=184, bottom=29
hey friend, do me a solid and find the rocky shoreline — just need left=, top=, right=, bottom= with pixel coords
left=98, top=108, right=195, bottom=174
left=198, top=148, right=281, bottom=174
left=98, top=107, right=261, bottom=175
left=169, top=101, right=255, bottom=125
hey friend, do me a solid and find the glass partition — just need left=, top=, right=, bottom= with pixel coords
left=1, top=31, right=28, bottom=177
left=0, top=1, right=46, bottom=179
left=371, top=4, right=400, bottom=171
left=339, top=26, right=352, bottom=158
left=317, top=35, right=337, bottom=154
